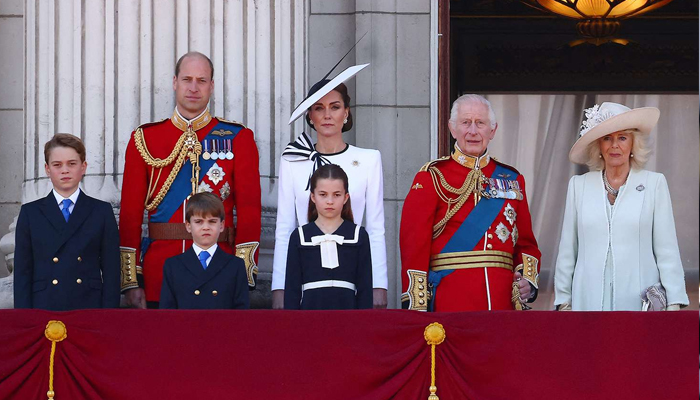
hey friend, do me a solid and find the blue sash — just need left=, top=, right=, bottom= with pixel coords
left=440, top=163, right=517, bottom=253
left=428, top=163, right=518, bottom=309
left=151, top=121, right=243, bottom=223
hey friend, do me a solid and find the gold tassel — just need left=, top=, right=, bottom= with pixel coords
left=44, top=321, right=67, bottom=400
left=424, top=322, right=446, bottom=400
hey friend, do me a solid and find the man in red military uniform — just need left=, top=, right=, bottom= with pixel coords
left=120, top=52, right=261, bottom=308
left=400, top=94, right=540, bottom=311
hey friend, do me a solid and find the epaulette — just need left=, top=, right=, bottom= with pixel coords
left=492, top=158, right=521, bottom=175
left=135, top=118, right=168, bottom=131
left=216, top=117, right=247, bottom=129
left=419, top=156, right=450, bottom=172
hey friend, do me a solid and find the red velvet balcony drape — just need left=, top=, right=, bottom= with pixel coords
left=0, top=310, right=696, bottom=399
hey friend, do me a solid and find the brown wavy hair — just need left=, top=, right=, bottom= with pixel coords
left=44, top=133, right=86, bottom=164
left=307, top=164, right=354, bottom=223
left=185, top=192, right=225, bottom=222
left=305, top=82, right=353, bottom=133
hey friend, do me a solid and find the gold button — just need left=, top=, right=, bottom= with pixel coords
left=418, top=278, right=424, bottom=283
left=126, top=260, right=131, bottom=265
left=52, top=257, right=59, bottom=263
left=418, top=285, right=425, bottom=290
left=126, top=254, right=131, bottom=259
left=419, top=299, right=425, bottom=305
left=212, top=290, right=218, bottom=296
left=194, top=290, right=200, bottom=295
left=487, top=244, right=493, bottom=249
left=52, top=279, right=58, bottom=285
left=487, top=234, right=493, bottom=239
left=419, top=292, right=425, bottom=298
left=76, top=279, right=82, bottom=284
left=77, top=256, right=82, bottom=262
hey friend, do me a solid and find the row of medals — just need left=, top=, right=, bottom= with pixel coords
left=202, top=139, right=234, bottom=160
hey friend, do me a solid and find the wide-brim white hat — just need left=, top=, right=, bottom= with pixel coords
left=569, top=102, right=660, bottom=164
left=288, top=63, right=369, bottom=124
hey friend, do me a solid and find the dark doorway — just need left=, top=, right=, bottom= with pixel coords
left=438, top=0, right=699, bottom=156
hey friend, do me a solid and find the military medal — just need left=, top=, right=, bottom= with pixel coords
left=211, top=140, right=219, bottom=160
left=226, top=139, right=234, bottom=160
left=202, top=140, right=211, bottom=160
left=220, top=182, right=231, bottom=200
left=217, top=139, right=226, bottom=159
left=207, top=162, right=226, bottom=185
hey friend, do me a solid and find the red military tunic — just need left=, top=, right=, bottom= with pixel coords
left=119, top=109, right=261, bottom=302
left=400, top=146, right=541, bottom=311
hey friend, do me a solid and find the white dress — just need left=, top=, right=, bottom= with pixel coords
left=272, top=139, right=388, bottom=291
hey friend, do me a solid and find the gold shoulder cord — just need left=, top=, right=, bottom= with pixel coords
left=133, top=127, right=201, bottom=211
left=429, top=166, right=487, bottom=238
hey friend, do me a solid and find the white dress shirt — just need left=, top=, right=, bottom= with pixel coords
left=52, top=188, right=81, bottom=214
left=192, top=243, right=218, bottom=267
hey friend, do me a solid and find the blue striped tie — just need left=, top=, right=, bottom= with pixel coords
left=199, top=251, right=210, bottom=270
left=61, top=199, right=72, bottom=222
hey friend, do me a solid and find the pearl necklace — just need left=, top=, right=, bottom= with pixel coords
left=602, top=169, right=628, bottom=197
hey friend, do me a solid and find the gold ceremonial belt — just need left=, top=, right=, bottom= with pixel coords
left=430, top=250, right=513, bottom=272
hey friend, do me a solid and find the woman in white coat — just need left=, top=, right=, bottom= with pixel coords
left=554, top=102, right=688, bottom=311
left=271, top=67, right=388, bottom=309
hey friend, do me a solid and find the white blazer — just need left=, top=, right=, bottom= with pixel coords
left=272, top=145, right=388, bottom=291
left=554, top=169, right=689, bottom=310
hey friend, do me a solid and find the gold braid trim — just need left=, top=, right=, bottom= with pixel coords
left=429, top=166, right=487, bottom=238
left=133, top=128, right=195, bottom=211
left=134, top=127, right=186, bottom=168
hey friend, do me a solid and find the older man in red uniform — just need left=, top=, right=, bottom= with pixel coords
left=120, top=52, right=261, bottom=308
left=400, top=94, right=540, bottom=311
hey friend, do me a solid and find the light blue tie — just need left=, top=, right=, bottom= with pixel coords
left=61, top=199, right=72, bottom=222
left=198, top=251, right=210, bottom=270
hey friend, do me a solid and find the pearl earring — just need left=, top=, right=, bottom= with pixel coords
left=599, top=155, right=602, bottom=159
left=343, top=117, right=348, bottom=124
left=630, top=153, right=634, bottom=158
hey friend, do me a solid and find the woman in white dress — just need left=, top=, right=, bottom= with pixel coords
left=271, top=70, right=388, bottom=309
left=554, top=102, right=688, bottom=311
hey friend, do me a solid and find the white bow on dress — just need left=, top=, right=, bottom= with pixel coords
left=310, top=234, right=345, bottom=269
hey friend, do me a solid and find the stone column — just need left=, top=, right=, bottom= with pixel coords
left=0, top=0, right=24, bottom=280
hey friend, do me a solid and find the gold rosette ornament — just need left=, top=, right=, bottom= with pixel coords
left=424, top=322, right=446, bottom=400
left=44, top=320, right=67, bottom=400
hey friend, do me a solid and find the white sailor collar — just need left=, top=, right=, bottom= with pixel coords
left=297, top=220, right=361, bottom=247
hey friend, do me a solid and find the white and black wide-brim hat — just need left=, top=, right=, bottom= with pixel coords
left=288, top=63, right=369, bottom=124
left=569, top=102, right=660, bottom=165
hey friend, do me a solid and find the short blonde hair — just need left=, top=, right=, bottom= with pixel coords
left=585, top=129, right=651, bottom=171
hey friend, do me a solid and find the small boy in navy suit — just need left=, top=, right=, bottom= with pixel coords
left=159, top=193, right=249, bottom=309
left=14, top=134, right=121, bottom=310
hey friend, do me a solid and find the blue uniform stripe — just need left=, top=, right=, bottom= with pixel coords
left=150, top=122, right=242, bottom=223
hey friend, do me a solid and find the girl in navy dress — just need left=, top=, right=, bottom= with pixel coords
left=284, top=164, right=373, bottom=310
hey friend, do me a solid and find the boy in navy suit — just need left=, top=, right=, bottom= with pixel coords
left=14, top=134, right=121, bottom=310
left=159, top=193, right=249, bottom=309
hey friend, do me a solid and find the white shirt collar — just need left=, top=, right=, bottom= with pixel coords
left=52, top=188, right=81, bottom=206
left=175, top=107, right=208, bottom=125
left=192, top=243, right=218, bottom=259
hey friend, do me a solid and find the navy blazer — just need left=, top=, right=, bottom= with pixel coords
left=159, top=247, right=249, bottom=309
left=14, top=190, right=121, bottom=310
